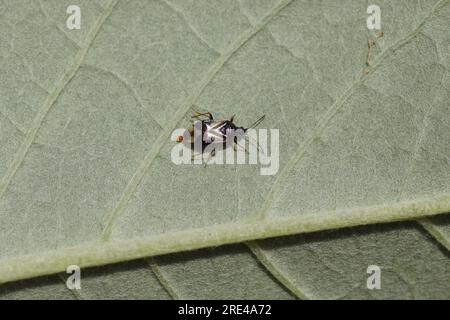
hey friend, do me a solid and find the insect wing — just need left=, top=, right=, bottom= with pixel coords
left=204, top=121, right=227, bottom=143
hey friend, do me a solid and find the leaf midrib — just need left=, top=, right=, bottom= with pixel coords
left=1, top=194, right=449, bottom=285
left=100, top=0, right=295, bottom=240
left=0, top=0, right=449, bottom=287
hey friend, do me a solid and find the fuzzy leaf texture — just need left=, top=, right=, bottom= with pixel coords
left=0, top=0, right=449, bottom=298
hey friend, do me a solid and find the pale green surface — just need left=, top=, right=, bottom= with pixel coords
left=1, top=221, right=448, bottom=299
left=255, top=221, right=450, bottom=299
left=0, top=0, right=449, bottom=295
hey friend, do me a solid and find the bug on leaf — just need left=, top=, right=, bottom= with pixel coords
left=177, top=111, right=265, bottom=164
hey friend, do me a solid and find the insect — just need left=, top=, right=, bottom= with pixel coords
left=177, top=111, right=265, bottom=164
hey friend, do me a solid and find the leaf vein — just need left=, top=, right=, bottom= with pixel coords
left=0, top=0, right=121, bottom=199
left=247, top=241, right=309, bottom=300
left=146, top=258, right=178, bottom=299
left=100, top=0, right=296, bottom=240
left=258, top=0, right=450, bottom=220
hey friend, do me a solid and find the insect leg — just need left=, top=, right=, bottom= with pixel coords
left=191, top=152, right=204, bottom=161
left=234, top=140, right=249, bottom=154
left=203, top=149, right=215, bottom=168
left=246, top=134, right=266, bottom=156
left=192, top=111, right=213, bottom=120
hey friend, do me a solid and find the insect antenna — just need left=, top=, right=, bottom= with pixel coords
left=242, top=115, right=266, bottom=155
left=244, top=115, right=265, bottom=132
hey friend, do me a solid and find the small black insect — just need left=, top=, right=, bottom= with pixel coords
left=177, top=111, right=265, bottom=164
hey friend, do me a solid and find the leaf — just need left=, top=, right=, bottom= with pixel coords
left=0, top=0, right=449, bottom=289
left=1, top=221, right=449, bottom=299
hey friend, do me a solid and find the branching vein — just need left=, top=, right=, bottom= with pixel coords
left=0, top=0, right=121, bottom=199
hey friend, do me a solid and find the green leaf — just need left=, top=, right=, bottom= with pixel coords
left=0, top=0, right=449, bottom=290
left=1, top=221, right=449, bottom=299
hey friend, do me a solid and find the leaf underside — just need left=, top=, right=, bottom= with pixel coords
left=1, top=220, right=450, bottom=300
left=0, top=0, right=449, bottom=298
